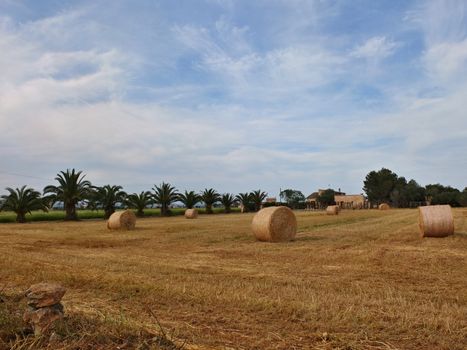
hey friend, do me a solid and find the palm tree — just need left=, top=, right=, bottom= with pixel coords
left=93, top=185, right=127, bottom=219
left=201, top=188, right=220, bottom=214
left=43, top=169, right=92, bottom=220
left=221, top=193, right=236, bottom=213
left=126, top=191, right=153, bottom=217
left=152, top=182, right=179, bottom=216
left=235, top=192, right=251, bottom=213
left=178, top=190, right=201, bottom=209
left=0, top=186, right=48, bottom=223
left=250, top=190, right=267, bottom=211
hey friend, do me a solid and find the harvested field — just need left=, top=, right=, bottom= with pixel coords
left=1, top=209, right=466, bottom=349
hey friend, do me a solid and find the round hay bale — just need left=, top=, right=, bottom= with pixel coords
left=326, top=205, right=339, bottom=215
left=107, top=210, right=136, bottom=230
left=379, top=203, right=390, bottom=210
left=419, top=205, right=454, bottom=238
left=251, top=206, right=297, bottom=242
left=185, top=208, right=198, bottom=219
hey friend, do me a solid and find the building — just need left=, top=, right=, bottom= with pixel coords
left=306, top=189, right=345, bottom=210
left=334, top=194, right=368, bottom=209
left=306, top=189, right=369, bottom=209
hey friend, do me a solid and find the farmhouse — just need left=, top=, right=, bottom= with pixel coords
left=306, top=189, right=345, bottom=209
left=306, top=189, right=369, bottom=209
left=334, top=194, right=368, bottom=209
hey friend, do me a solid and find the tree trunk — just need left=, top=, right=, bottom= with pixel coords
left=206, top=204, right=213, bottom=214
left=104, top=208, right=114, bottom=220
left=224, top=206, right=231, bottom=214
left=136, top=209, right=144, bottom=217
left=161, top=204, right=169, bottom=216
left=16, top=212, right=26, bottom=223
left=64, top=203, right=78, bottom=221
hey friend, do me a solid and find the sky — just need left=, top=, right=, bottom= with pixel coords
left=1, top=0, right=467, bottom=198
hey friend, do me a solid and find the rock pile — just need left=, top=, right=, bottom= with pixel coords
left=23, top=283, right=66, bottom=335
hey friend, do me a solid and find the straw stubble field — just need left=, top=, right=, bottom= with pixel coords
left=0, top=209, right=466, bottom=349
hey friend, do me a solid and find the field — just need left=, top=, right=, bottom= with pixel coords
left=0, top=208, right=239, bottom=223
left=1, top=209, right=466, bottom=350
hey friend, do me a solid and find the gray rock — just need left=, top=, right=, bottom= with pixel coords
left=23, top=303, right=64, bottom=335
left=25, top=283, right=66, bottom=308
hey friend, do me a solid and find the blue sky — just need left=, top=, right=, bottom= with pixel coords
left=1, top=0, right=467, bottom=197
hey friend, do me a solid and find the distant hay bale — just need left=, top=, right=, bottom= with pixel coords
left=107, top=210, right=136, bottom=230
left=379, top=203, right=390, bottom=210
left=326, top=205, right=339, bottom=215
left=185, top=209, right=198, bottom=219
left=419, top=205, right=454, bottom=238
left=251, top=206, right=297, bottom=242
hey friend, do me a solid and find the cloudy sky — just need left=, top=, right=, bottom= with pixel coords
left=1, top=0, right=467, bottom=197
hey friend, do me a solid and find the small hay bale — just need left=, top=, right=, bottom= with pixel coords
left=107, top=210, right=136, bottom=230
left=251, top=206, right=297, bottom=242
left=419, top=205, right=454, bottom=238
left=326, top=205, right=339, bottom=215
left=379, top=203, right=390, bottom=210
left=185, top=208, right=198, bottom=219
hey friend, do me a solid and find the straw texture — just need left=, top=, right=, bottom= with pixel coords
left=185, top=209, right=198, bottom=219
left=419, top=205, right=454, bottom=238
left=379, top=203, right=390, bottom=210
left=326, top=205, right=339, bottom=215
left=251, top=206, right=297, bottom=242
left=107, top=210, right=136, bottom=230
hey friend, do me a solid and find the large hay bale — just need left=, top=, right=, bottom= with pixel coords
left=326, top=205, right=339, bottom=215
left=419, top=205, right=454, bottom=238
left=251, top=206, right=297, bottom=242
left=379, top=203, right=390, bottom=210
left=185, top=208, right=198, bottom=219
left=107, top=210, right=136, bottom=230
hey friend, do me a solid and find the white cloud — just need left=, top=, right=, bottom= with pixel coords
left=423, top=39, right=467, bottom=83
left=1, top=1, right=467, bottom=197
left=351, top=36, right=399, bottom=60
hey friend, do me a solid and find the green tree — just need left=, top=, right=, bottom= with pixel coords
left=43, top=169, right=92, bottom=220
left=389, top=177, right=408, bottom=208
left=458, top=188, right=467, bottom=207
left=93, top=185, right=127, bottom=219
left=280, top=189, right=305, bottom=209
left=235, top=192, right=252, bottom=213
left=425, top=184, right=460, bottom=206
left=0, top=186, right=48, bottom=223
left=126, top=191, right=153, bottom=217
left=201, top=188, right=220, bottom=214
left=221, top=193, right=236, bottom=213
left=317, top=189, right=335, bottom=207
left=250, top=190, right=267, bottom=212
left=363, top=168, right=399, bottom=205
left=404, top=179, right=426, bottom=207
left=178, top=191, right=201, bottom=209
left=152, top=182, right=179, bottom=217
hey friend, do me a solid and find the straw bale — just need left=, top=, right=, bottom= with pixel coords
left=107, top=210, right=136, bottom=230
left=326, top=205, right=339, bottom=215
left=379, top=203, right=390, bottom=210
left=251, top=206, right=296, bottom=242
left=185, top=209, right=198, bottom=219
left=419, top=205, right=454, bottom=237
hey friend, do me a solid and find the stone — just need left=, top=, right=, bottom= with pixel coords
left=23, top=303, right=64, bottom=335
left=25, top=283, right=66, bottom=308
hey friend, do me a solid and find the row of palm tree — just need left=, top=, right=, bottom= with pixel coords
left=0, top=169, right=268, bottom=222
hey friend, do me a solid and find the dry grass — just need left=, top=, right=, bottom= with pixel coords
left=0, top=209, right=466, bottom=350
